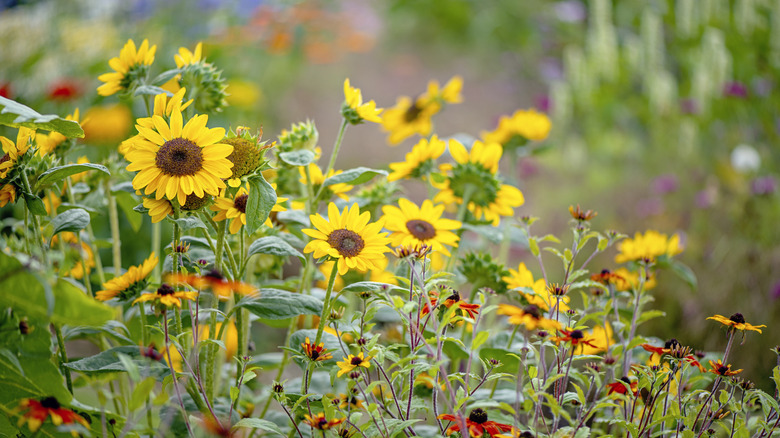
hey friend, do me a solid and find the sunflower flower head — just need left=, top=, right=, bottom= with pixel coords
left=336, top=352, right=372, bottom=377
left=303, top=203, right=390, bottom=275
left=387, top=135, right=447, bottom=182
left=125, top=106, right=233, bottom=206
left=0, top=127, right=34, bottom=180
left=707, top=313, right=766, bottom=334
left=381, top=77, right=461, bottom=145
left=459, top=252, right=510, bottom=294
left=175, top=44, right=228, bottom=113
left=16, top=397, right=89, bottom=436
left=342, top=78, right=382, bottom=124
left=211, top=183, right=286, bottom=234
left=481, top=108, right=551, bottom=152
left=382, top=199, right=461, bottom=257
left=615, top=230, right=683, bottom=264
left=96, top=253, right=158, bottom=302
left=97, top=38, right=156, bottom=97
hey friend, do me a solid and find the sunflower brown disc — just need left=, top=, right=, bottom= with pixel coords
left=327, top=229, right=365, bottom=257
left=233, top=194, right=248, bottom=213
left=405, top=219, right=436, bottom=240
left=155, top=138, right=204, bottom=176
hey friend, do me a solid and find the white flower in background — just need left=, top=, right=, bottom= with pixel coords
left=731, top=144, right=760, bottom=173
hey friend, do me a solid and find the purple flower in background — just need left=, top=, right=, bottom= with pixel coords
left=680, top=98, right=698, bottom=115
left=535, top=95, right=551, bottom=113
left=695, top=189, right=716, bottom=209
left=771, top=280, right=780, bottom=299
left=751, top=176, right=777, bottom=196
left=723, top=81, right=748, bottom=98
left=636, top=198, right=664, bottom=217
left=555, top=1, right=586, bottom=23
left=653, top=174, right=678, bottom=195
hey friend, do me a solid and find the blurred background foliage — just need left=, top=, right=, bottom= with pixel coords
left=1, top=0, right=779, bottom=384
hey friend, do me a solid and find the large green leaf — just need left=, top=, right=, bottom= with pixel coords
left=0, top=253, right=115, bottom=326
left=245, top=173, right=277, bottom=234
left=247, top=236, right=305, bottom=264
left=34, top=163, right=110, bottom=191
left=0, top=96, right=84, bottom=138
left=234, top=289, right=323, bottom=320
left=322, top=167, right=387, bottom=187
left=64, top=346, right=168, bottom=377
left=50, top=208, right=90, bottom=236
left=232, top=418, right=285, bottom=436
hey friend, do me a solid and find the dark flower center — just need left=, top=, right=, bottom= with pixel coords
left=523, top=305, right=542, bottom=319
left=204, top=269, right=225, bottom=281
left=157, top=284, right=175, bottom=296
left=155, top=138, right=204, bottom=176
left=570, top=330, right=584, bottom=340
left=327, top=229, right=365, bottom=258
left=233, top=194, right=248, bottom=213
left=446, top=291, right=461, bottom=302
left=718, top=365, right=729, bottom=375
left=404, top=103, right=423, bottom=122
left=0, top=154, right=9, bottom=165
left=40, top=397, right=60, bottom=409
left=601, top=269, right=611, bottom=275
left=664, top=338, right=680, bottom=349
left=350, top=356, right=364, bottom=366
left=729, top=313, right=746, bottom=324
left=406, top=219, right=436, bottom=240
left=182, top=193, right=210, bottom=211
left=310, top=350, right=320, bottom=360
left=318, top=418, right=328, bottom=427
left=468, top=408, right=488, bottom=424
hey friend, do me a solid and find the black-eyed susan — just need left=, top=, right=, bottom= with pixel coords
left=707, top=313, right=766, bottom=333
left=708, top=359, right=743, bottom=377
left=336, top=352, right=372, bottom=377
left=15, top=397, right=89, bottom=437
left=569, top=204, right=597, bottom=221
left=606, top=377, right=638, bottom=396
left=97, top=39, right=156, bottom=96
left=438, top=408, right=514, bottom=438
left=133, top=283, right=198, bottom=308
left=433, top=139, right=524, bottom=226
left=387, top=135, right=447, bottom=182
left=303, top=412, right=345, bottom=430
left=299, top=163, right=353, bottom=201
left=342, top=78, right=382, bottom=124
left=420, top=289, right=480, bottom=320
left=577, top=323, right=616, bottom=356
left=641, top=341, right=706, bottom=372
left=503, top=263, right=569, bottom=312
left=301, top=337, right=333, bottom=362
left=211, top=184, right=287, bottom=234
left=481, top=108, right=551, bottom=152
left=95, top=253, right=158, bottom=302
left=303, top=203, right=390, bottom=276
left=0, top=127, right=34, bottom=179
left=125, top=106, right=233, bottom=206
left=0, top=183, right=15, bottom=207
left=552, top=329, right=598, bottom=353
left=614, top=230, right=683, bottom=263
left=166, top=270, right=257, bottom=299
left=381, top=199, right=461, bottom=257
left=497, top=304, right=561, bottom=331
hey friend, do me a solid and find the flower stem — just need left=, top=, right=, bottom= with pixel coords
left=19, top=170, right=48, bottom=265
left=314, top=118, right=349, bottom=201
left=163, top=311, right=195, bottom=438
left=54, top=324, right=73, bottom=394
left=106, top=180, right=122, bottom=273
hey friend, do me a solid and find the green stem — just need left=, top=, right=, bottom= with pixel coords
left=314, top=118, right=349, bottom=201
left=151, top=222, right=162, bottom=283
left=106, top=180, right=122, bottom=274
left=445, top=184, right=476, bottom=272
left=139, top=303, right=149, bottom=346
left=54, top=325, right=73, bottom=394
left=215, top=220, right=227, bottom=272
left=20, top=170, right=48, bottom=265
left=304, top=262, right=339, bottom=392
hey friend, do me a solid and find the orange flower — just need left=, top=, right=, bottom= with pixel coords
left=607, top=377, right=638, bottom=396
left=707, top=313, right=766, bottom=333
left=16, top=397, right=89, bottom=436
left=552, top=329, right=598, bottom=352
left=439, top=408, right=513, bottom=438
left=166, top=270, right=257, bottom=299
left=301, top=337, right=333, bottom=362
left=709, top=359, right=743, bottom=377
left=420, top=289, right=480, bottom=320
left=303, top=412, right=345, bottom=430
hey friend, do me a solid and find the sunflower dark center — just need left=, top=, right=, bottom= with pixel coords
left=155, top=138, right=204, bottom=176
left=0, top=154, right=9, bottom=165
left=234, top=194, right=248, bottom=213
left=406, top=219, right=436, bottom=240
left=157, top=284, right=175, bottom=296
left=570, top=330, right=584, bottom=340
left=468, top=408, right=488, bottom=424
left=729, top=313, right=746, bottom=324
left=327, top=229, right=365, bottom=258
left=40, top=397, right=60, bottom=409
left=350, top=356, right=364, bottom=366
left=523, top=305, right=542, bottom=319
left=404, top=103, right=423, bottom=122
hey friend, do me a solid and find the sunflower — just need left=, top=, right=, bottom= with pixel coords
left=303, top=203, right=390, bottom=275
left=134, top=283, right=198, bottom=308
left=381, top=199, right=461, bottom=257
left=211, top=184, right=287, bottom=234
left=0, top=127, right=34, bottom=179
left=36, top=109, right=81, bottom=157
left=481, top=108, right=552, bottom=152
left=15, top=397, right=89, bottom=436
left=381, top=77, right=461, bottom=145
left=387, top=135, right=447, bottom=182
left=95, top=253, right=158, bottom=302
left=342, top=78, right=382, bottom=124
left=614, top=230, right=683, bottom=263
left=439, top=408, right=514, bottom=438
left=175, top=42, right=203, bottom=68
left=336, top=352, right=372, bottom=377
left=497, top=304, right=561, bottom=331
left=0, top=184, right=15, bottom=207
left=299, top=163, right=353, bottom=201
left=97, top=39, right=156, bottom=96
left=125, top=106, right=233, bottom=206
left=707, top=313, right=765, bottom=333
left=166, top=269, right=257, bottom=299
left=433, top=140, right=524, bottom=226
left=143, top=197, right=173, bottom=223
left=120, top=89, right=193, bottom=157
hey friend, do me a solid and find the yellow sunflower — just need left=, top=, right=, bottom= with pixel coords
left=0, top=127, right=34, bottom=179
left=133, top=283, right=198, bottom=308
left=97, top=39, right=156, bottom=96
left=342, top=78, right=382, bottom=124
left=299, top=163, right=353, bottom=201
left=387, top=135, right=447, bottom=182
left=445, top=139, right=502, bottom=174
left=0, top=184, right=15, bottom=207
left=481, top=109, right=552, bottom=148
left=303, top=203, right=390, bottom=275
left=125, top=106, right=233, bottom=206
left=381, top=199, right=461, bottom=257
left=615, top=230, right=683, bottom=263
left=211, top=184, right=288, bottom=234
left=36, top=109, right=81, bottom=157
left=119, top=89, right=192, bottom=156
left=707, top=313, right=766, bottom=333
left=425, top=76, right=463, bottom=105
left=95, top=253, right=158, bottom=302
left=174, top=42, right=203, bottom=68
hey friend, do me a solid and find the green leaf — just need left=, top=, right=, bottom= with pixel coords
left=50, top=208, right=90, bottom=236
left=279, top=150, right=316, bottom=167
left=0, top=253, right=115, bottom=326
left=246, top=173, right=277, bottom=234
left=64, top=346, right=167, bottom=376
left=235, top=289, right=323, bottom=320
left=479, top=348, right=521, bottom=374
left=115, top=191, right=143, bottom=233
left=247, top=236, right=305, bottom=264
left=168, top=215, right=206, bottom=231
left=472, top=331, right=490, bottom=351
left=130, top=377, right=157, bottom=411
left=669, top=259, right=697, bottom=290
left=340, top=281, right=407, bottom=294
left=322, top=167, right=387, bottom=187
left=232, top=418, right=285, bottom=436
left=151, top=69, right=182, bottom=86
left=23, top=192, right=47, bottom=216
left=34, top=163, right=110, bottom=191
left=134, top=85, right=173, bottom=97
left=0, top=96, right=84, bottom=138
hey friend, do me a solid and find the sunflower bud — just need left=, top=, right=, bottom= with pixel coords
left=278, top=120, right=318, bottom=152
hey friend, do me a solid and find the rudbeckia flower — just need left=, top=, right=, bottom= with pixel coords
left=342, top=78, right=382, bottom=124
left=439, top=408, right=514, bottom=438
left=503, top=263, right=570, bottom=312
left=133, top=283, right=198, bottom=308
left=420, top=289, right=480, bottom=320
left=708, top=359, right=743, bottom=377
left=707, top=313, right=766, bottom=333
left=607, top=377, right=638, bottom=396
left=552, top=328, right=598, bottom=353
left=336, top=352, right=372, bottom=377
left=97, top=39, right=156, bottom=96
left=16, top=397, right=89, bottom=436
left=301, top=337, right=333, bottom=362
left=303, top=412, right=345, bottom=430
left=166, top=269, right=257, bottom=299
left=381, top=199, right=461, bottom=257
left=95, top=253, right=158, bottom=302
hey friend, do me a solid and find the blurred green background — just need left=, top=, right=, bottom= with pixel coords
left=1, top=0, right=779, bottom=384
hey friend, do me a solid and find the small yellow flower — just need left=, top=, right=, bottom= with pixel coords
left=97, top=39, right=156, bottom=96
left=615, top=230, right=682, bottom=263
left=381, top=77, right=461, bottom=145
left=303, top=412, right=345, bottom=430
left=481, top=108, right=551, bottom=147
left=497, top=304, right=561, bottom=331
left=342, top=78, right=382, bottom=124
left=96, top=253, right=158, bottom=302
left=707, top=313, right=766, bottom=333
left=503, top=263, right=569, bottom=312
left=211, top=184, right=287, bottom=234
left=336, top=352, right=372, bottom=377
left=174, top=42, right=203, bottom=68
left=0, top=127, right=34, bottom=179
left=36, top=109, right=81, bottom=157
left=709, top=359, right=743, bottom=376
left=133, top=283, right=198, bottom=308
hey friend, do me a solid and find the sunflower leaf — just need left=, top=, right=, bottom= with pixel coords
left=321, top=167, right=387, bottom=187
left=234, top=288, right=323, bottom=320
left=247, top=236, right=305, bottom=264
left=23, top=192, right=47, bottom=216
left=246, top=173, right=277, bottom=234
left=0, top=96, right=84, bottom=138
left=34, top=163, right=110, bottom=191
left=50, top=208, right=90, bottom=236
left=168, top=215, right=206, bottom=231
left=279, top=150, right=316, bottom=167
left=134, top=85, right=173, bottom=98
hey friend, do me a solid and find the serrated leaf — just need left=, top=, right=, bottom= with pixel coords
left=34, top=163, right=110, bottom=191
left=50, top=208, right=90, bottom=236
left=0, top=96, right=84, bottom=138
left=232, top=418, right=285, bottom=435
left=279, top=150, right=315, bottom=166
left=322, top=167, right=387, bottom=187
left=246, top=173, right=277, bottom=234
left=234, top=289, right=323, bottom=320
left=247, top=236, right=305, bottom=264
